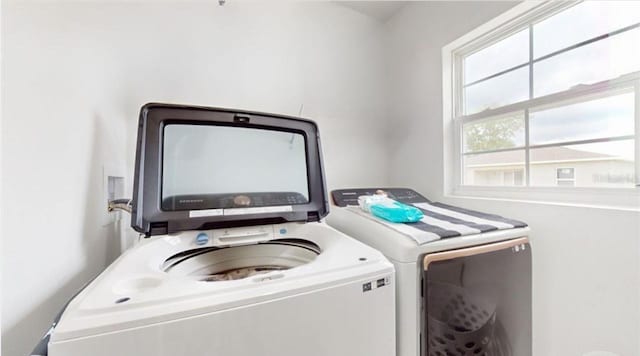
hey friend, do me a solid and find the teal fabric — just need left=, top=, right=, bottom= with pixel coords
left=370, top=201, right=424, bottom=223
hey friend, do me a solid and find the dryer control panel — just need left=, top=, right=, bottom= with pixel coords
left=331, top=188, right=430, bottom=207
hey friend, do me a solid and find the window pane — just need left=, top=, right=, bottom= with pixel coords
left=463, top=150, right=525, bottom=186
left=463, top=114, right=525, bottom=153
left=530, top=140, right=635, bottom=187
left=557, top=168, right=575, bottom=179
left=534, top=1, right=640, bottom=58
left=530, top=92, right=635, bottom=145
left=464, top=29, right=529, bottom=84
left=534, top=28, right=640, bottom=97
left=465, top=67, right=529, bottom=114
left=162, top=124, right=310, bottom=209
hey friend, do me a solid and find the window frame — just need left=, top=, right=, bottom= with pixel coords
left=442, top=1, right=640, bottom=210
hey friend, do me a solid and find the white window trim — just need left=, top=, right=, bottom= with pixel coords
left=442, top=1, right=640, bottom=211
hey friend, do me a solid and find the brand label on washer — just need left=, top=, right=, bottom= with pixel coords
left=189, top=209, right=224, bottom=218
left=223, top=205, right=293, bottom=216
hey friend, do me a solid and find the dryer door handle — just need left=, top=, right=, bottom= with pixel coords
left=423, top=237, right=529, bottom=270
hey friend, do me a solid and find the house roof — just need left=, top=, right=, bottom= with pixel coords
left=466, top=146, right=625, bottom=167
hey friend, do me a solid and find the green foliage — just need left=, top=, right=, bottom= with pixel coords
left=464, top=116, right=524, bottom=152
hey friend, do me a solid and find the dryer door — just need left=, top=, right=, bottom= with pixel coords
left=422, top=238, right=531, bottom=356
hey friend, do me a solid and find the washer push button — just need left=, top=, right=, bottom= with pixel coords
left=195, top=232, right=209, bottom=245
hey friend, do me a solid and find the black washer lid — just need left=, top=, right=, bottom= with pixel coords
left=131, top=103, right=329, bottom=236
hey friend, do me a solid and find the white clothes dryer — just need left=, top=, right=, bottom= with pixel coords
left=327, top=188, right=531, bottom=356
left=33, top=104, right=395, bottom=356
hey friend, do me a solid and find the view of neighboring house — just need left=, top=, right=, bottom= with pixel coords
left=464, top=146, right=635, bottom=187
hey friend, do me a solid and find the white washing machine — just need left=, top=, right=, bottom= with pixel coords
left=327, top=188, right=531, bottom=356
left=33, top=104, right=395, bottom=356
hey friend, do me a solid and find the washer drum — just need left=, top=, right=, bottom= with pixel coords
left=163, top=239, right=320, bottom=282
left=426, top=282, right=497, bottom=356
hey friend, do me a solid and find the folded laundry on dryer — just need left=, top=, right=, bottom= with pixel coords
left=334, top=189, right=527, bottom=244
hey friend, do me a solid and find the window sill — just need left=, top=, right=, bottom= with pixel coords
left=449, top=185, right=640, bottom=212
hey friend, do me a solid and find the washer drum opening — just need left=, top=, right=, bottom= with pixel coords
left=162, top=239, right=321, bottom=282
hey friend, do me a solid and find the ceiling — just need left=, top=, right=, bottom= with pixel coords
left=18, top=0, right=409, bottom=22
left=337, top=1, right=408, bottom=22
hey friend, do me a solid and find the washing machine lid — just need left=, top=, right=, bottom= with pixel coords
left=131, top=103, right=329, bottom=236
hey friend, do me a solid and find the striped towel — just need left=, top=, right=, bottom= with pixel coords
left=347, top=201, right=527, bottom=245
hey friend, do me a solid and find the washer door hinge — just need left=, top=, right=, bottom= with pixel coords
left=307, top=211, right=320, bottom=222
left=149, top=222, right=168, bottom=236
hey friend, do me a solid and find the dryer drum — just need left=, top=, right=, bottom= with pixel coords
left=162, top=239, right=321, bottom=282
left=426, top=282, right=503, bottom=356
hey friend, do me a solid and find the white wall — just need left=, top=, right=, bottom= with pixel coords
left=385, top=2, right=640, bottom=355
left=1, top=2, right=390, bottom=355
left=4, top=2, right=639, bottom=356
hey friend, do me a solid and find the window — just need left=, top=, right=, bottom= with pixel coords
left=556, top=168, right=575, bottom=187
left=446, top=1, right=640, bottom=200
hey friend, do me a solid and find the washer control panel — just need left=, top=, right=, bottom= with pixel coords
left=162, top=191, right=308, bottom=211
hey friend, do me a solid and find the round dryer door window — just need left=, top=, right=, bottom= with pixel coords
left=162, top=239, right=320, bottom=282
